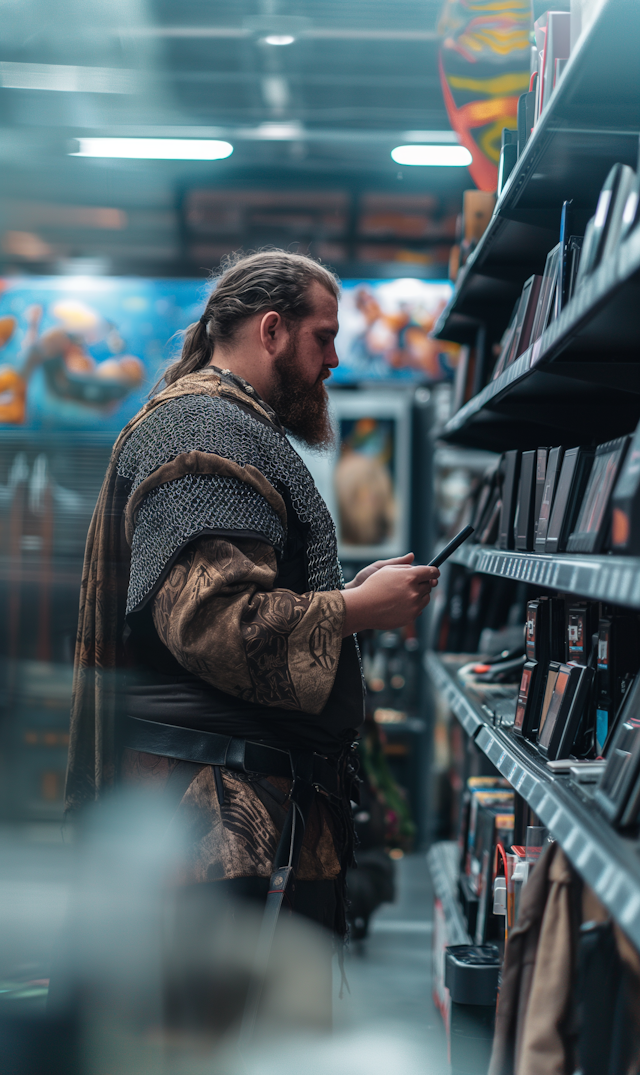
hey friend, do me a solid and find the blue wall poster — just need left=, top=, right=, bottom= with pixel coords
left=0, top=275, right=456, bottom=430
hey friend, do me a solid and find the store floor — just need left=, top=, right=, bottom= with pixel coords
left=335, top=854, right=449, bottom=1074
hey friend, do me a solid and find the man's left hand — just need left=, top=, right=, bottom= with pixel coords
left=345, top=552, right=415, bottom=589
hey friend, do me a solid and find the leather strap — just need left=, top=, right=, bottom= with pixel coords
left=123, top=716, right=340, bottom=797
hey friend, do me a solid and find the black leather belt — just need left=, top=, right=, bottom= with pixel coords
left=123, top=716, right=340, bottom=798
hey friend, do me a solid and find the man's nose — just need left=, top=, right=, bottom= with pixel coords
left=326, top=342, right=339, bottom=368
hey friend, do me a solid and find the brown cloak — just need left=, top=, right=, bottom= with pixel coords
left=64, top=368, right=275, bottom=814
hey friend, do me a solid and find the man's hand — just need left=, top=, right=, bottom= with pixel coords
left=341, top=562, right=439, bottom=636
left=345, top=552, right=415, bottom=589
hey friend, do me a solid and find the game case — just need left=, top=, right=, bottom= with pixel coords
left=530, top=244, right=561, bottom=344
left=610, top=421, right=640, bottom=554
left=535, top=446, right=565, bottom=552
left=565, top=236, right=584, bottom=304
left=566, top=603, right=597, bottom=665
left=514, top=450, right=537, bottom=551
left=498, top=450, right=521, bottom=550
left=533, top=448, right=548, bottom=545
left=513, top=660, right=540, bottom=737
left=515, top=276, right=543, bottom=358
left=545, top=446, right=594, bottom=553
left=595, top=675, right=640, bottom=826
left=537, top=663, right=561, bottom=744
left=492, top=301, right=520, bottom=379
left=597, top=608, right=640, bottom=754
left=516, top=596, right=562, bottom=739
left=568, top=436, right=630, bottom=553
left=517, top=89, right=536, bottom=156
left=537, top=661, right=594, bottom=760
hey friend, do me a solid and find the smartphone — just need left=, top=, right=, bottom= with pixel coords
left=428, top=525, right=475, bottom=568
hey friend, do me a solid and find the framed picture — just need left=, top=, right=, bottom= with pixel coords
left=294, top=388, right=412, bottom=562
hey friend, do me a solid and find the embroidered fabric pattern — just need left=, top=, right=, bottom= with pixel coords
left=117, top=393, right=343, bottom=611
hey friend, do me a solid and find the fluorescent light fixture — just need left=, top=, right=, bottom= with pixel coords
left=263, top=34, right=295, bottom=45
left=71, top=138, right=233, bottom=160
left=253, top=122, right=304, bottom=140
left=402, top=130, right=459, bottom=144
left=391, top=144, right=472, bottom=167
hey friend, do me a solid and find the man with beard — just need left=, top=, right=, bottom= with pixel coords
left=65, top=250, right=438, bottom=955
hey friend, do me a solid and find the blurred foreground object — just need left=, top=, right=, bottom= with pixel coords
left=0, top=792, right=337, bottom=1073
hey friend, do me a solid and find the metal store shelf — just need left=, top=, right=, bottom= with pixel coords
left=432, top=0, right=640, bottom=345
left=439, top=226, right=640, bottom=450
left=447, top=542, right=640, bottom=611
left=426, top=651, right=640, bottom=951
left=426, top=839, right=471, bottom=947
left=426, top=647, right=485, bottom=737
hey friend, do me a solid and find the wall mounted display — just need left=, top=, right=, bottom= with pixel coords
left=333, top=278, right=456, bottom=385
left=0, top=276, right=205, bottom=431
left=295, top=389, right=412, bottom=562
left=0, top=276, right=456, bottom=431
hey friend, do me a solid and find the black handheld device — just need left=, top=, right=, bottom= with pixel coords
left=428, top=525, right=475, bottom=568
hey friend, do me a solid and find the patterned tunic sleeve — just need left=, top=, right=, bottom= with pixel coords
left=151, top=535, right=346, bottom=715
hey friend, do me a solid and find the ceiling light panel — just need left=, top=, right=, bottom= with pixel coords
left=72, top=138, right=233, bottom=160
left=391, top=145, right=472, bottom=166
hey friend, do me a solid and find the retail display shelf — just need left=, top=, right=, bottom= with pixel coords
left=426, top=647, right=485, bottom=737
left=440, top=226, right=640, bottom=450
left=447, top=543, right=640, bottom=611
left=426, top=651, right=640, bottom=951
left=432, top=0, right=640, bottom=345
left=426, top=839, right=471, bottom=947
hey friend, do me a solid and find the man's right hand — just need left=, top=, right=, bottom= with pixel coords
left=341, top=563, right=439, bottom=636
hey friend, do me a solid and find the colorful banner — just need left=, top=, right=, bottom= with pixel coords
left=438, top=0, right=532, bottom=192
left=334, top=278, right=457, bottom=385
left=0, top=275, right=455, bottom=430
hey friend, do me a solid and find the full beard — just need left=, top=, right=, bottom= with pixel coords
left=270, top=338, right=335, bottom=450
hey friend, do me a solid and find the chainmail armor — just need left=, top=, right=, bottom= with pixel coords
left=127, top=474, right=285, bottom=613
left=117, top=393, right=343, bottom=613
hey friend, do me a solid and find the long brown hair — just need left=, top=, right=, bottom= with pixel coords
left=162, top=249, right=340, bottom=387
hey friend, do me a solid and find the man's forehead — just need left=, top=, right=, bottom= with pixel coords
left=307, top=281, right=339, bottom=323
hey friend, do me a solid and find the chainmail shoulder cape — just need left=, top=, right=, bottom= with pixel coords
left=117, top=390, right=344, bottom=614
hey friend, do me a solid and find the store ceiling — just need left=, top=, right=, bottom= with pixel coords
left=0, top=0, right=470, bottom=277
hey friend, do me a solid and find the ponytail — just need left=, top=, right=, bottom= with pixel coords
left=162, top=316, right=212, bottom=387
left=159, top=249, right=339, bottom=390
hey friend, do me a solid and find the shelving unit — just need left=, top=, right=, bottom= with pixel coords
left=426, top=651, right=640, bottom=951
left=447, top=543, right=640, bottom=611
left=432, top=0, right=640, bottom=349
left=438, top=224, right=640, bottom=450
left=426, top=839, right=471, bottom=947
left=424, top=3, right=640, bottom=1034
left=429, top=0, right=640, bottom=450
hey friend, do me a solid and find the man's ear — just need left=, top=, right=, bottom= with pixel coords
left=259, top=310, right=282, bottom=355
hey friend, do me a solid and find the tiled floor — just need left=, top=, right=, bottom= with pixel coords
left=335, top=854, right=449, bottom=1074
